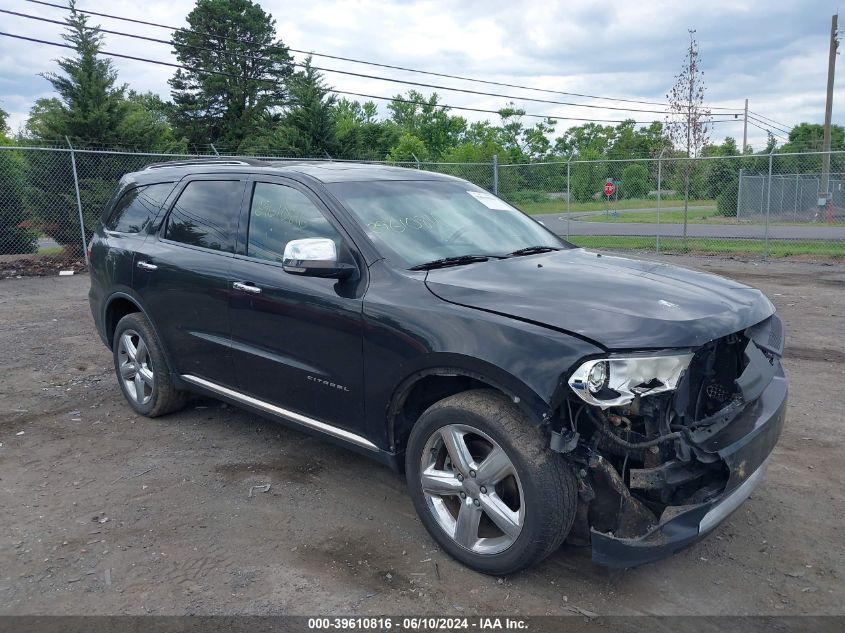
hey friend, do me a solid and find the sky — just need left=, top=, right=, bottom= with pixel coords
left=0, top=0, right=841, bottom=151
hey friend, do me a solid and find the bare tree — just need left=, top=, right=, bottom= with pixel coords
left=666, top=30, right=712, bottom=242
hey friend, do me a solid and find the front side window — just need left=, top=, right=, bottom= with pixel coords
left=325, top=180, right=566, bottom=268
left=246, top=182, right=342, bottom=263
left=164, top=180, right=242, bottom=253
left=105, top=183, right=173, bottom=233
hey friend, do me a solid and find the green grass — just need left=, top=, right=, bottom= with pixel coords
left=36, top=245, right=65, bottom=256
left=577, top=209, right=726, bottom=224
left=566, top=236, right=845, bottom=258
left=517, top=197, right=714, bottom=215
left=575, top=209, right=845, bottom=226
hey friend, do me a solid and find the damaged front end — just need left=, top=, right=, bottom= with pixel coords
left=553, top=314, right=787, bottom=568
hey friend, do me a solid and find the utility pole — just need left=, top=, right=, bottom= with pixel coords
left=820, top=13, right=839, bottom=214
left=742, top=98, right=749, bottom=153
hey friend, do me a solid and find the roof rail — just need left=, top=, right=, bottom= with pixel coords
left=143, top=158, right=269, bottom=171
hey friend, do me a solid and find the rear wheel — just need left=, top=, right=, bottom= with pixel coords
left=113, top=313, right=185, bottom=417
left=405, top=389, right=577, bottom=575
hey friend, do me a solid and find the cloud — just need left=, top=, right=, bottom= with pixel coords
left=0, top=0, right=840, bottom=151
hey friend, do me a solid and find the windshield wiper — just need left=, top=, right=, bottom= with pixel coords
left=506, top=245, right=561, bottom=257
left=409, top=255, right=492, bottom=271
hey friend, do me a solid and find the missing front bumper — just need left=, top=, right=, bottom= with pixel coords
left=589, top=368, right=787, bottom=569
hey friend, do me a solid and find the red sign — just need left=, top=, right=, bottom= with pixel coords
left=604, top=181, right=616, bottom=197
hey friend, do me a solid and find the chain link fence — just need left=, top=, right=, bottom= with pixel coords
left=1, top=146, right=844, bottom=263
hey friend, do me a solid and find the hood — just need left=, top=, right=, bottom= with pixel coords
left=424, top=249, right=774, bottom=350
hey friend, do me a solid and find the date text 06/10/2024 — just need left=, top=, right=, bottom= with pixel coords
left=307, top=617, right=529, bottom=630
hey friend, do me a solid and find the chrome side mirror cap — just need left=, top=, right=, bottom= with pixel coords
left=282, top=238, right=355, bottom=280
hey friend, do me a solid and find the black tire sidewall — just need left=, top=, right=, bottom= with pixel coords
left=406, top=395, right=571, bottom=575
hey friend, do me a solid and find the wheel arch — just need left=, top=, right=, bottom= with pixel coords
left=386, top=358, right=553, bottom=455
left=103, top=291, right=165, bottom=355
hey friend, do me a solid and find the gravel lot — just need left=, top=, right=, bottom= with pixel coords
left=1, top=256, right=843, bottom=616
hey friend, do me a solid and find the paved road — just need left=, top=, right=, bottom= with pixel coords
left=536, top=213, right=845, bottom=240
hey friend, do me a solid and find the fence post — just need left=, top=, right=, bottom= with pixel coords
left=66, top=137, right=89, bottom=266
left=492, top=154, right=499, bottom=195
left=210, top=143, right=220, bottom=156
left=656, top=149, right=665, bottom=254
left=764, top=150, right=774, bottom=259
left=566, top=158, right=571, bottom=241
left=736, top=168, right=744, bottom=221
left=411, top=153, right=421, bottom=170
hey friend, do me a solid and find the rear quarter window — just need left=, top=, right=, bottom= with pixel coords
left=105, top=183, right=174, bottom=234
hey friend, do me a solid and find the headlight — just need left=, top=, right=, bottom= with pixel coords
left=568, top=352, right=694, bottom=409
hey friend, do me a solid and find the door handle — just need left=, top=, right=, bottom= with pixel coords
left=136, top=261, right=158, bottom=271
left=233, top=281, right=262, bottom=294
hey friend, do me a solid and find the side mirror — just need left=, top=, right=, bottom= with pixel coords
left=282, top=238, right=356, bottom=280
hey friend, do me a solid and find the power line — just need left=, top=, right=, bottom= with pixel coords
left=748, top=110, right=794, bottom=132
left=746, top=119, right=789, bottom=142
left=746, top=114, right=792, bottom=137
left=746, top=111, right=792, bottom=134
left=0, top=30, right=741, bottom=126
left=25, top=0, right=744, bottom=114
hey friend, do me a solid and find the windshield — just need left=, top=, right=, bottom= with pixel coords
left=326, top=180, right=567, bottom=268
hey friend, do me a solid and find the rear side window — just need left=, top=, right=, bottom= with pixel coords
left=164, top=180, right=242, bottom=253
left=105, top=183, right=173, bottom=233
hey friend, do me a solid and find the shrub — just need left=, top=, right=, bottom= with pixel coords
left=620, top=164, right=651, bottom=199
left=505, top=190, right=548, bottom=204
left=0, top=149, right=38, bottom=254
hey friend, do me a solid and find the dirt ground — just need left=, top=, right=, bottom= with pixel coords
left=1, top=255, right=843, bottom=616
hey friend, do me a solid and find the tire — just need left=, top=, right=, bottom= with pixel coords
left=405, top=389, right=577, bottom=575
left=112, top=312, right=186, bottom=418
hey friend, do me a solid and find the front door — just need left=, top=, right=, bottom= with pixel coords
left=228, top=177, right=367, bottom=434
left=134, top=176, right=247, bottom=387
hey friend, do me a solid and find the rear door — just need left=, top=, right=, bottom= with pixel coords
left=227, top=176, right=367, bottom=434
left=91, top=181, right=175, bottom=317
left=133, top=175, right=247, bottom=387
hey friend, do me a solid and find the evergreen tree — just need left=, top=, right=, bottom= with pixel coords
left=35, top=0, right=127, bottom=145
left=282, top=58, right=339, bottom=157
left=169, top=0, right=294, bottom=150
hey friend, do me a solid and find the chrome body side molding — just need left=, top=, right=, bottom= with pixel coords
left=181, top=374, right=378, bottom=451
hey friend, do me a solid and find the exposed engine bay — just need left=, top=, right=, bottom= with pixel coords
left=553, top=314, right=785, bottom=546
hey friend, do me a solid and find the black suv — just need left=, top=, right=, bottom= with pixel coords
left=89, top=159, right=787, bottom=573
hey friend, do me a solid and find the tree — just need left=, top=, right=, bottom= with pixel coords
left=387, top=91, right=466, bottom=159
left=33, top=0, right=128, bottom=145
left=780, top=122, right=845, bottom=153
left=620, top=164, right=651, bottom=198
left=169, top=0, right=294, bottom=150
left=0, top=107, right=9, bottom=140
left=666, top=30, right=712, bottom=242
left=610, top=120, right=669, bottom=159
left=569, top=149, right=608, bottom=202
left=0, top=108, right=37, bottom=254
left=554, top=122, right=615, bottom=158
left=280, top=58, right=338, bottom=157
left=119, top=91, right=185, bottom=152
left=496, top=104, right=556, bottom=162
left=386, top=133, right=429, bottom=163
left=333, top=99, right=400, bottom=160
left=22, top=1, right=135, bottom=254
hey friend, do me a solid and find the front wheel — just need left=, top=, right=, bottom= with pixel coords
left=405, top=390, right=577, bottom=575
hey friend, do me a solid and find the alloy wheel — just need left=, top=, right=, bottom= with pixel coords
left=419, top=424, right=525, bottom=554
left=117, top=329, right=154, bottom=405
